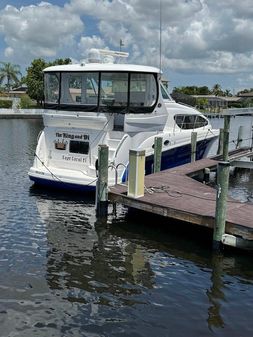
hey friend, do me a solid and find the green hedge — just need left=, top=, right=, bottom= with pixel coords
left=19, top=95, right=37, bottom=108
left=0, top=100, right=12, bottom=108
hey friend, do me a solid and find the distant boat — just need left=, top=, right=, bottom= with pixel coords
left=28, top=49, right=219, bottom=191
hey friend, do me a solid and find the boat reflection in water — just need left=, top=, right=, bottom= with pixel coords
left=30, top=187, right=253, bottom=335
left=32, top=188, right=155, bottom=305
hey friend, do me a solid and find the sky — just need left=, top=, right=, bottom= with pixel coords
left=0, top=0, right=253, bottom=93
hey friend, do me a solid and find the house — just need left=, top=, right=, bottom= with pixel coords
left=192, top=95, right=242, bottom=111
left=8, top=85, right=27, bottom=98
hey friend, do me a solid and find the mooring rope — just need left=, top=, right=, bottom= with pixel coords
left=144, top=184, right=248, bottom=204
left=34, top=152, right=98, bottom=186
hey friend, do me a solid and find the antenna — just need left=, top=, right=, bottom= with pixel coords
left=159, top=0, right=162, bottom=72
left=120, top=39, right=124, bottom=52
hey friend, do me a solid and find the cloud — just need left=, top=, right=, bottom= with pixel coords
left=78, top=35, right=105, bottom=59
left=0, top=2, right=83, bottom=62
left=89, top=0, right=253, bottom=77
left=1, top=0, right=253, bottom=88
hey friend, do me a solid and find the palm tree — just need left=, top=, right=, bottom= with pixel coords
left=0, top=62, right=22, bottom=92
left=211, top=83, right=223, bottom=97
left=224, top=89, right=232, bottom=97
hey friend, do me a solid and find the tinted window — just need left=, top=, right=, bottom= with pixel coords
left=174, top=115, right=208, bottom=129
left=69, top=141, right=89, bottom=154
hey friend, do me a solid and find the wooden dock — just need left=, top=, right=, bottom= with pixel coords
left=109, top=148, right=253, bottom=244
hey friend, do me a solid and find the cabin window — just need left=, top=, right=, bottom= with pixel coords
left=69, top=140, right=89, bottom=154
left=60, top=72, right=98, bottom=105
left=174, top=114, right=208, bottom=129
left=44, top=73, right=60, bottom=103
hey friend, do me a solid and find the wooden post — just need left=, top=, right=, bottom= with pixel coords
left=223, top=115, right=230, bottom=161
left=127, top=150, right=145, bottom=198
left=95, top=144, right=109, bottom=217
left=236, top=126, right=244, bottom=149
left=213, top=161, right=230, bottom=250
left=203, top=167, right=210, bottom=184
left=217, top=128, right=224, bottom=155
left=191, top=132, right=197, bottom=162
left=154, top=136, right=163, bottom=173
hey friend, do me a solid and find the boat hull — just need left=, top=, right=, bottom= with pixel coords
left=29, top=138, right=215, bottom=191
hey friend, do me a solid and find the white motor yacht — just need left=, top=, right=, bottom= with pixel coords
left=28, top=50, right=219, bottom=191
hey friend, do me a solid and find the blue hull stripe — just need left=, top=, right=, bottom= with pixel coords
left=122, top=139, right=212, bottom=181
left=29, top=175, right=96, bottom=192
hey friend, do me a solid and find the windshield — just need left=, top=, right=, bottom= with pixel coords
left=44, top=71, right=158, bottom=113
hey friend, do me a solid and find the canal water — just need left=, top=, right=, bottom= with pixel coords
left=1, top=117, right=253, bottom=337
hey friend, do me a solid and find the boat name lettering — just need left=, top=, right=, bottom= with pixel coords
left=56, top=132, right=89, bottom=140
left=62, top=155, right=87, bottom=163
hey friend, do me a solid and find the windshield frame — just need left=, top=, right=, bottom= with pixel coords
left=44, top=70, right=159, bottom=114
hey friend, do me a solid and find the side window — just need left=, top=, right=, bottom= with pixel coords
left=174, top=115, right=208, bottom=129
left=160, top=84, right=171, bottom=100
left=195, top=116, right=208, bottom=128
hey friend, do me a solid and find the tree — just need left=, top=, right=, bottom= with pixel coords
left=224, top=89, right=232, bottom=97
left=198, top=86, right=210, bottom=95
left=237, top=88, right=253, bottom=95
left=211, top=83, right=223, bottom=96
left=51, top=58, right=72, bottom=66
left=26, top=59, right=48, bottom=106
left=0, top=62, right=22, bottom=92
left=173, top=85, right=211, bottom=95
left=196, top=97, right=208, bottom=109
left=26, top=58, right=72, bottom=106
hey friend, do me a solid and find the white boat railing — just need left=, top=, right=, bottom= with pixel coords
left=204, top=107, right=253, bottom=118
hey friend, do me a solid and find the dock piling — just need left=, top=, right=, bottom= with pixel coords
left=154, top=137, right=163, bottom=173
left=95, top=144, right=109, bottom=217
left=217, top=129, right=224, bottom=155
left=223, top=116, right=230, bottom=161
left=236, top=126, right=245, bottom=149
left=127, top=150, right=145, bottom=198
left=191, top=132, right=197, bottom=162
left=203, top=167, right=210, bottom=184
left=213, top=161, right=230, bottom=250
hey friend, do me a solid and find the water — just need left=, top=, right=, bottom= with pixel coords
left=1, top=117, right=253, bottom=336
